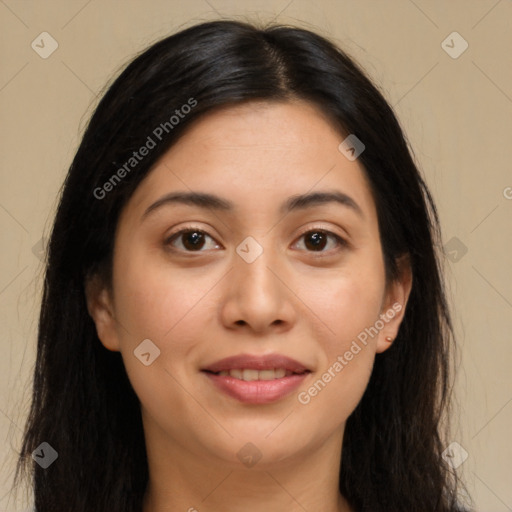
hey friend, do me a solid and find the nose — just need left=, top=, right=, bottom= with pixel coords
left=219, top=245, right=297, bottom=334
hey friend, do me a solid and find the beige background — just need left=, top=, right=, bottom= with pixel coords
left=1, top=1, right=511, bottom=510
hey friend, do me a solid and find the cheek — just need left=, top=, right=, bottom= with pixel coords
left=297, top=348, right=374, bottom=431
left=111, top=247, right=222, bottom=394
left=296, top=281, right=381, bottom=427
left=113, top=245, right=215, bottom=342
left=307, top=260, right=385, bottom=350
left=294, top=256, right=384, bottom=417
left=111, top=251, right=212, bottom=423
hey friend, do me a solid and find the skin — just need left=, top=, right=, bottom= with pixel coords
left=87, top=100, right=412, bottom=512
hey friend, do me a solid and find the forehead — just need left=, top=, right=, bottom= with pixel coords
left=170, top=100, right=346, bottom=164
left=187, top=100, right=340, bottom=144
left=124, top=100, right=376, bottom=222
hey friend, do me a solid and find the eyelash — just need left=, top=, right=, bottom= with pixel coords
left=164, top=225, right=347, bottom=255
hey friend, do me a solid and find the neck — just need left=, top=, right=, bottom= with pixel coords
left=141, top=421, right=353, bottom=512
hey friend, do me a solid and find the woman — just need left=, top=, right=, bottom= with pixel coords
left=15, top=19, right=468, bottom=512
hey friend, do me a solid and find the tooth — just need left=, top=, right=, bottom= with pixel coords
left=259, top=370, right=276, bottom=381
left=221, top=368, right=290, bottom=380
left=242, top=369, right=259, bottom=381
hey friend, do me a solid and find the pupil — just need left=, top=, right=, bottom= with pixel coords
left=184, top=231, right=204, bottom=250
left=306, top=232, right=326, bottom=251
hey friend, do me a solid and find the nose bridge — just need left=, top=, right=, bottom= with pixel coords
left=221, top=234, right=294, bottom=331
left=234, top=236, right=280, bottom=297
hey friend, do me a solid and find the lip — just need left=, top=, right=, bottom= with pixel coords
left=204, top=372, right=309, bottom=404
left=202, top=353, right=310, bottom=373
left=202, top=353, right=311, bottom=404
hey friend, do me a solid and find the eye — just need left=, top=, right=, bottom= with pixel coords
left=164, top=226, right=346, bottom=254
left=165, top=227, right=221, bottom=252
left=292, top=228, right=346, bottom=253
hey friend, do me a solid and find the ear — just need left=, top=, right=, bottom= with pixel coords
left=376, top=254, right=413, bottom=354
left=84, top=274, right=121, bottom=352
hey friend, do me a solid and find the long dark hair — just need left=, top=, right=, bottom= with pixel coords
left=15, top=19, right=467, bottom=511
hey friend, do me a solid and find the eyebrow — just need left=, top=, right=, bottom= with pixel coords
left=141, top=189, right=364, bottom=220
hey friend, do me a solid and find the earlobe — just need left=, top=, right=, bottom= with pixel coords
left=84, top=275, right=121, bottom=352
left=377, top=254, right=413, bottom=354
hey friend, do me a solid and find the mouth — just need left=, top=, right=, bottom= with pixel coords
left=203, top=368, right=309, bottom=381
left=201, top=353, right=312, bottom=404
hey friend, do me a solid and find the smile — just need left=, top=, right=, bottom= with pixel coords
left=213, top=368, right=305, bottom=381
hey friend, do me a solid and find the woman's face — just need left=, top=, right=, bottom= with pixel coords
left=88, top=100, right=411, bottom=469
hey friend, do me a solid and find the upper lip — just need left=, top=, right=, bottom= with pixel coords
left=202, top=353, right=311, bottom=373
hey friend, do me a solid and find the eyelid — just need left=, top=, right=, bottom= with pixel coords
left=294, top=223, right=347, bottom=240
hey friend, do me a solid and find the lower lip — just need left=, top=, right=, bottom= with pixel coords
left=203, top=371, right=309, bottom=404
